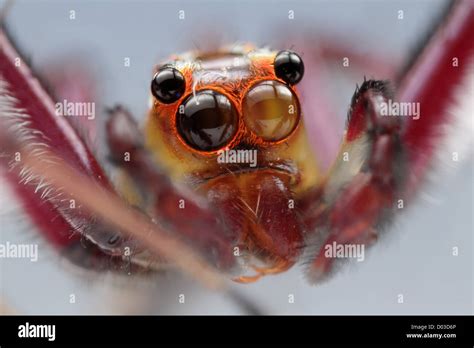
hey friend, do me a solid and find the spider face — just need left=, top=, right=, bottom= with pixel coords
left=145, top=46, right=321, bottom=279
left=146, top=45, right=320, bottom=184
left=149, top=47, right=305, bottom=151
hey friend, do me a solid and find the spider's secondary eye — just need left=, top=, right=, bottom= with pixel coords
left=243, top=80, right=300, bottom=142
left=151, top=67, right=186, bottom=104
left=176, top=90, right=238, bottom=151
left=274, top=50, right=304, bottom=85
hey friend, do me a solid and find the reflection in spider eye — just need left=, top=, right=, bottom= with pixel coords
left=176, top=90, right=238, bottom=151
left=274, top=50, right=305, bottom=85
left=151, top=67, right=186, bottom=104
left=242, top=80, right=300, bottom=141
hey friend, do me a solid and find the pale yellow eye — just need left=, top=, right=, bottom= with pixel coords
left=242, top=80, right=300, bottom=141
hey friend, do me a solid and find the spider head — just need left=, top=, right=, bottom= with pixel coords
left=145, top=46, right=320, bottom=277
left=146, top=46, right=318, bottom=188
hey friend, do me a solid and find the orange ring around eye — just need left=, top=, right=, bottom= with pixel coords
left=175, top=89, right=240, bottom=153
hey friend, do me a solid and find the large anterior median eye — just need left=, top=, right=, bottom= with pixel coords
left=176, top=90, right=238, bottom=151
left=242, top=80, right=300, bottom=142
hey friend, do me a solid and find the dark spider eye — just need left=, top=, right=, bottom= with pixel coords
left=151, top=67, right=186, bottom=104
left=274, top=50, right=304, bottom=85
left=176, top=90, right=238, bottom=151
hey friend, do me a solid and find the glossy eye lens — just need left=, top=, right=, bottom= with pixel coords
left=151, top=67, right=186, bottom=104
left=176, top=90, right=238, bottom=151
left=274, top=50, right=304, bottom=85
left=243, top=80, right=300, bottom=141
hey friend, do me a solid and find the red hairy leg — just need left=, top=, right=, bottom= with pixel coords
left=40, top=57, right=99, bottom=141
left=0, top=29, right=115, bottom=250
left=0, top=129, right=225, bottom=287
left=304, top=0, right=474, bottom=281
left=397, top=0, right=474, bottom=195
left=297, top=37, right=400, bottom=224
left=305, top=80, right=402, bottom=281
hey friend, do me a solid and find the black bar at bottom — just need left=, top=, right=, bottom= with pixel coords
left=0, top=315, right=472, bottom=345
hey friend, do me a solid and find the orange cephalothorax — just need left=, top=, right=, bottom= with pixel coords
left=145, top=45, right=319, bottom=188
left=145, top=45, right=320, bottom=280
